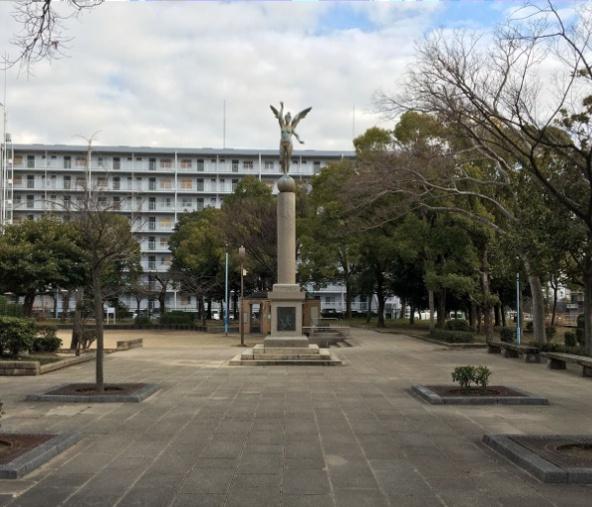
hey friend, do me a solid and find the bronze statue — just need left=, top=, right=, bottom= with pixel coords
left=270, top=102, right=312, bottom=174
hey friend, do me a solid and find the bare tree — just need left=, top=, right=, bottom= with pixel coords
left=10, top=0, right=103, bottom=70
left=379, top=1, right=592, bottom=352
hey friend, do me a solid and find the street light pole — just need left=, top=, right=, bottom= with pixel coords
left=239, top=245, right=246, bottom=346
left=516, top=272, right=521, bottom=345
left=224, top=247, right=229, bottom=336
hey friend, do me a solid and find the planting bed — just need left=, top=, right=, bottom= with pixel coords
left=0, top=433, right=79, bottom=479
left=412, top=384, right=549, bottom=405
left=26, top=383, right=159, bottom=403
left=484, top=434, right=592, bottom=483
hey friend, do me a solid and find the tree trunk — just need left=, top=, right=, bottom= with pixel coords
left=399, top=298, right=406, bottom=319
left=583, top=262, right=592, bottom=356
left=469, top=302, right=476, bottom=331
left=481, top=248, right=494, bottom=342
left=23, top=291, right=36, bottom=317
left=428, top=290, right=435, bottom=329
left=206, top=298, right=212, bottom=320
left=377, top=293, right=385, bottom=328
left=501, top=303, right=507, bottom=328
left=345, top=279, right=352, bottom=320
left=524, top=259, right=546, bottom=345
left=409, top=306, right=415, bottom=325
left=70, top=289, right=83, bottom=354
left=61, top=291, right=71, bottom=321
left=233, top=291, right=239, bottom=320
left=494, top=304, right=501, bottom=327
left=158, top=290, right=166, bottom=316
left=366, top=294, right=372, bottom=323
left=551, top=282, right=558, bottom=327
left=92, top=272, right=105, bottom=392
left=437, top=288, right=446, bottom=328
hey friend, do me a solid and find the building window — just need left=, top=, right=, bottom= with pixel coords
left=165, top=197, right=172, bottom=207
left=160, top=178, right=172, bottom=189
left=49, top=194, right=57, bottom=209
left=113, top=157, right=121, bottom=170
left=64, top=195, right=71, bottom=209
left=232, top=160, right=239, bottom=172
left=148, top=255, right=156, bottom=270
left=159, top=237, right=167, bottom=247
left=264, top=160, right=274, bottom=169
left=63, top=156, right=71, bottom=169
left=149, top=197, right=156, bottom=210
left=113, top=177, right=120, bottom=190
left=63, top=176, right=71, bottom=190
left=160, top=159, right=172, bottom=169
left=26, top=155, right=35, bottom=168
left=14, top=155, right=23, bottom=167
left=148, top=236, right=156, bottom=250
left=182, top=197, right=192, bottom=208
left=197, top=198, right=204, bottom=210
left=149, top=177, right=156, bottom=191
left=180, top=159, right=192, bottom=169
left=313, top=161, right=321, bottom=174
left=149, top=217, right=156, bottom=231
left=27, top=175, right=34, bottom=188
left=209, top=197, right=216, bottom=206
left=197, top=159, right=204, bottom=172
left=243, top=160, right=253, bottom=170
left=160, top=217, right=172, bottom=229
left=112, top=196, right=121, bottom=210
left=232, top=178, right=238, bottom=191
left=149, top=158, right=156, bottom=171
left=98, top=196, right=107, bottom=207
left=97, top=177, right=107, bottom=188
left=98, top=156, right=104, bottom=167
left=76, top=177, right=85, bottom=189
left=26, top=194, right=34, bottom=208
left=180, top=178, right=192, bottom=189
left=75, top=156, right=86, bottom=168
left=14, top=194, right=21, bottom=204
left=13, top=175, right=22, bottom=186
left=196, top=178, right=204, bottom=191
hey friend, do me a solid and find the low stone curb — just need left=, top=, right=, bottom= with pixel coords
left=483, top=434, right=592, bottom=483
left=0, top=433, right=79, bottom=479
left=39, top=352, right=96, bottom=374
left=411, top=384, right=549, bottom=405
left=25, top=383, right=160, bottom=403
left=0, top=352, right=96, bottom=376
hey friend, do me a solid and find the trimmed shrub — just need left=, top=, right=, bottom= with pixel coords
left=525, top=321, right=533, bottom=333
left=430, top=328, right=474, bottom=343
left=451, top=366, right=475, bottom=390
left=0, top=316, right=36, bottom=358
left=160, top=311, right=194, bottom=327
left=499, top=327, right=514, bottom=343
left=134, top=316, right=153, bottom=329
left=32, top=336, right=62, bottom=352
left=445, top=319, right=471, bottom=332
left=545, top=326, right=556, bottom=339
left=474, top=365, right=492, bottom=390
left=564, top=331, right=577, bottom=348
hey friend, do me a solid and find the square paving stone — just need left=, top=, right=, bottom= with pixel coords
left=238, top=454, right=282, bottom=474
left=283, top=494, right=335, bottom=507
left=334, top=489, right=389, bottom=507
left=284, top=469, right=330, bottom=494
left=171, top=494, right=225, bottom=507
left=328, top=462, right=379, bottom=489
left=179, top=468, right=234, bottom=494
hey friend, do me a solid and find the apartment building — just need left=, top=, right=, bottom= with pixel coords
left=6, top=144, right=353, bottom=313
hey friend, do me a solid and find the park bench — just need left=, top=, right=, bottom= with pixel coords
left=116, top=338, right=143, bottom=350
left=487, top=341, right=541, bottom=363
left=542, top=352, right=592, bottom=377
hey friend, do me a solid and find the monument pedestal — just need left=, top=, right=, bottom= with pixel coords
left=264, top=283, right=308, bottom=348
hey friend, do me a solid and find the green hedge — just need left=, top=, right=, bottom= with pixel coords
left=160, top=311, right=195, bottom=326
left=0, top=316, right=36, bottom=358
left=0, top=296, right=23, bottom=317
left=429, top=328, right=474, bottom=343
left=444, top=319, right=471, bottom=332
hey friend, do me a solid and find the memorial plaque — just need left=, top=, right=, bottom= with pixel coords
left=277, top=307, right=296, bottom=331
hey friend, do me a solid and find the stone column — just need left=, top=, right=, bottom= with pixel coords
left=277, top=175, right=296, bottom=285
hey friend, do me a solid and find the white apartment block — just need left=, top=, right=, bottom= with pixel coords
left=5, top=144, right=353, bottom=314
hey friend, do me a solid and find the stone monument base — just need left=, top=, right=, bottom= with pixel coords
left=229, top=343, right=342, bottom=366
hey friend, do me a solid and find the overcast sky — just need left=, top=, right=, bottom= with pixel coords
left=0, top=1, right=540, bottom=151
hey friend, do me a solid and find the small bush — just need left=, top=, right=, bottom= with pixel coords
left=564, top=331, right=577, bottom=348
left=0, top=316, right=36, bottom=358
left=451, top=365, right=493, bottom=391
left=499, top=327, right=514, bottom=343
left=430, top=328, right=474, bottom=343
left=451, top=366, right=475, bottom=390
left=474, top=365, right=492, bottom=390
left=545, top=326, right=556, bottom=339
left=445, top=319, right=471, bottom=332
left=160, top=311, right=194, bottom=326
left=525, top=321, right=533, bottom=333
left=134, top=316, right=153, bottom=329
left=32, top=336, right=62, bottom=353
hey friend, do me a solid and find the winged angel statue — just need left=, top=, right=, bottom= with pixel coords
left=270, top=102, right=312, bottom=174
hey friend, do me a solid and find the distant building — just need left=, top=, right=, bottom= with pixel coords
left=4, top=143, right=354, bottom=314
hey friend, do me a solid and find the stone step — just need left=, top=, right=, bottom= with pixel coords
left=229, top=357, right=342, bottom=366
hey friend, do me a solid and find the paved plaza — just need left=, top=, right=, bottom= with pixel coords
left=1, top=329, right=591, bottom=506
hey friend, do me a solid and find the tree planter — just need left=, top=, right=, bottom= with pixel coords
left=484, top=434, right=592, bottom=483
left=0, top=433, right=79, bottom=479
left=26, top=383, right=159, bottom=403
left=411, top=384, right=548, bottom=405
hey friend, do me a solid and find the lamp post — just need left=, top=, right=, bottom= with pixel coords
left=516, top=272, right=521, bottom=345
left=239, top=245, right=246, bottom=346
left=224, top=246, right=229, bottom=336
